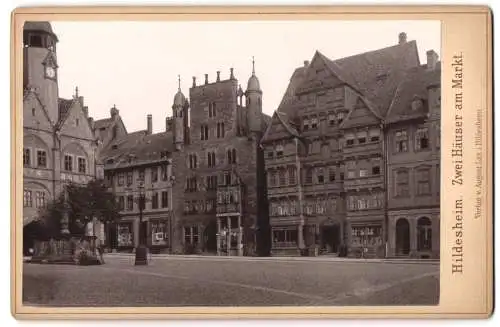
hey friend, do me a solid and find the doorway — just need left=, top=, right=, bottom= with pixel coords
left=203, top=219, right=217, bottom=253
left=321, top=225, right=341, bottom=253
left=395, top=218, right=410, bottom=255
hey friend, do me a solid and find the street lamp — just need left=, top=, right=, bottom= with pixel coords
left=135, top=181, right=148, bottom=266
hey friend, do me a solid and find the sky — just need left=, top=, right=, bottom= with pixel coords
left=51, top=20, right=440, bottom=134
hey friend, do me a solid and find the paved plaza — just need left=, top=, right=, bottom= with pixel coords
left=23, top=255, right=439, bottom=307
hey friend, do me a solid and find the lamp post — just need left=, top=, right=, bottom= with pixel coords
left=134, top=181, right=148, bottom=265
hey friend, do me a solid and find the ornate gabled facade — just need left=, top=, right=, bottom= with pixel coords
left=262, top=32, right=440, bottom=258
left=23, top=22, right=103, bottom=232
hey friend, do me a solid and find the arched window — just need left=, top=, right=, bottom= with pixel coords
left=417, top=217, right=432, bottom=251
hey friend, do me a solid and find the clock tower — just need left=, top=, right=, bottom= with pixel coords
left=23, top=22, right=59, bottom=125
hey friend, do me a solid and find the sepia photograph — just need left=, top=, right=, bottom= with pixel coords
left=21, top=18, right=442, bottom=308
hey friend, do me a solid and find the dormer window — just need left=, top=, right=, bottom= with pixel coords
left=411, top=96, right=424, bottom=111
left=111, top=144, right=118, bottom=150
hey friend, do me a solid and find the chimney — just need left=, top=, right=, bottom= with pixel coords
left=230, top=68, right=234, bottom=80
left=205, top=74, right=209, bottom=85
left=147, top=114, right=152, bottom=135
left=426, top=50, right=439, bottom=70
left=216, top=71, right=221, bottom=82
left=82, top=106, right=89, bottom=117
left=398, top=32, right=407, bottom=44
left=192, top=76, right=196, bottom=87
left=304, top=60, right=310, bottom=67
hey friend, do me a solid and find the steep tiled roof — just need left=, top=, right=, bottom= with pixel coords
left=276, top=111, right=300, bottom=137
left=101, top=130, right=174, bottom=170
left=385, top=63, right=441, bottom=124
left=332, top=40, right=420, bottom=117
left=277, top=40, right=420, bottom=119
left=94, top=118, right=113, bottom=130
left=277, top=66, right=307, bottom=113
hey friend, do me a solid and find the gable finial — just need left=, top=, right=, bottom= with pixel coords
left=252, top=56, right=255, bottom=75
left=178, top=75, right=181, bottom=91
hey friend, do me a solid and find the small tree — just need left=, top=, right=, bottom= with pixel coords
left=38, top=179, right=120, bottom=239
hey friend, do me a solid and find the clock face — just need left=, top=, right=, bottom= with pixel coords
left=45, top=66, right=56, bottom=78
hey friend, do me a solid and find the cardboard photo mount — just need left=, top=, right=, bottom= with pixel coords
left=11, top=5, right=493, bottom=319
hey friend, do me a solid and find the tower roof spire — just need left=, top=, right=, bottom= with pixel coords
left=74, top=86, right=79, bottom=98
left=178, top=74, right=181, bottom=91
left=252, top=56, right=255, bottom=76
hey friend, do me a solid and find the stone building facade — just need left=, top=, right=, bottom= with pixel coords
left=22, top=22, right=102, bottom=228
left=261, top=33, right=440, bottom=258
left=99, top=65, right=271, bottom=255
left=96, top=112, right=175, bottom=253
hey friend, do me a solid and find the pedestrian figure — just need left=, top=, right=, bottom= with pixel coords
left=97, top=243, right=105, bottom=264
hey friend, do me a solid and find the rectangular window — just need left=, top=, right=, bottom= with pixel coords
left=395, top=170, right=410, bottom=197
left=288, top=167, right=296, bottom=185
left=35, top=191, right=46, bottom=208
left=416, top=169, right=431, bottom=195
left=118, top=196, right=125, bottom=210
left=152, top=192, right=158, bottom=209
left=372, top=166, right=381, bottom=175
left=161, top=191, right=169, bottom=208
left=118, top=173, right=125, bottom=186
left=78, top=157, right=86, bottom=174
left=151, top=167, right=158, bottom=182
left=23, top=148, right=31, bottom=167
left=36, top=150, right=47, bottom=168
left=64, top=155, right=73, bottom=171
left=317, top=168, right=324, bottom=183
left=276, top=145, right=284, bottom=158
left=305, top=168, right=313, bottom=184
left=359, top=169, right=368, bottom=177
left=127, top=195, right=134, bottom=211
left=395, top=130, right=408, bottom=152
left=347, top=170, right=356, bottom=179
left=267, top=151, right=274, bottom=158
left=329, top=167, right=336, bottom=182
left=279, top=169, right=286, bottom=186
left=370, top=129, right=381, bottom=142
left=138, top=168, right=145, bottom=181
left=23, top=189, right=32, bottom=207
left=201, top=125, right=209, bottom=140
left=311, top=117, right=318, bottom=129
left=416, top=127, right=430, bottom=151
left=126, top=172, right=133, bottom=186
